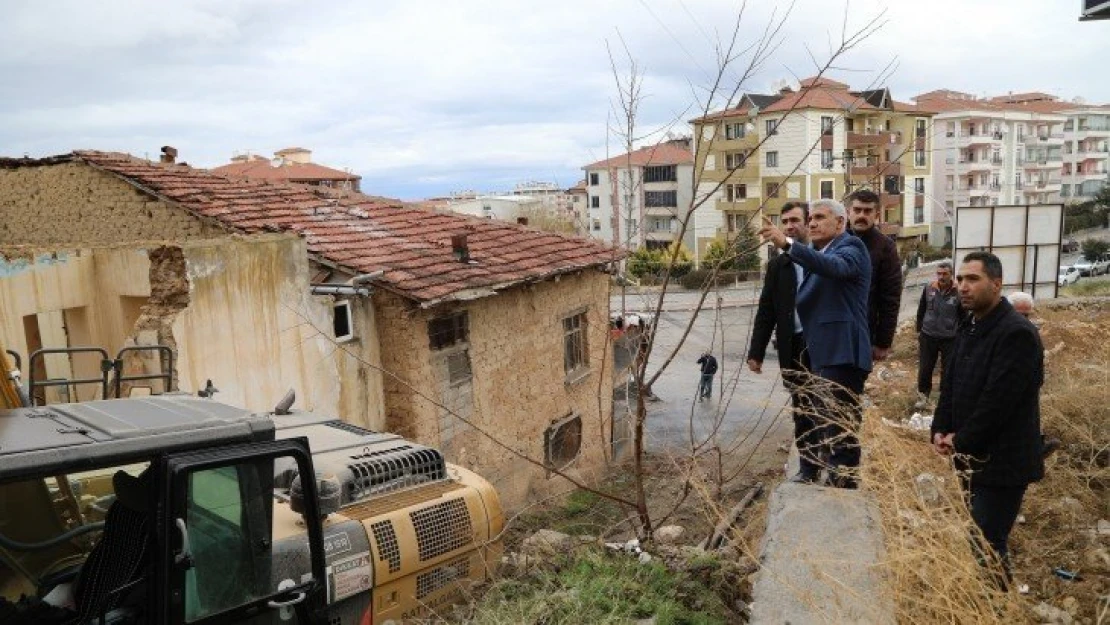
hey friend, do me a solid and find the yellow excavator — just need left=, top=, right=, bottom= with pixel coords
left=0, top=346, right=504, bottom=624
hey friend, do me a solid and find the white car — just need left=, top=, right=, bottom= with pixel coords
left=1073, top=257, right=1099, bottom=277
left=1093, top=254, right=1110, bottom=276
left=1058, top=265, right=1080, bottom=286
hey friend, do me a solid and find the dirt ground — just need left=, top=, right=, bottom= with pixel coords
left=867, top=301, right=1110, bottom=623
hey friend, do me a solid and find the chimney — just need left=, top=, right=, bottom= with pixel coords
left=451, top=234, right=470, bottom=263
left=160, top=146, right=178, bottom=164
left=779, top=85, right=794, bottom=95
left=516, top=217, right=529, bottom=226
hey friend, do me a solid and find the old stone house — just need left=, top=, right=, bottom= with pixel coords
left=0, top=151, right=622, bottom=508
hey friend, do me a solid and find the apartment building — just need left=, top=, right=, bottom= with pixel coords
left=581, top=138, right=697, bottom=255
left=915, top=90, right=1109, bottom=247
left=1061, top=107, right=1110, bottom=202
left=690, top=76, right=935, bottom=252
left=212, top=147, right=361, bottom=192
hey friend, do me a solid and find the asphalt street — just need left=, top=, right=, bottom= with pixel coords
left=614, top=268, right=930, bottom=453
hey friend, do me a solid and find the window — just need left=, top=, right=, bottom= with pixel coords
left=765, top=182, right=780, bottom=198
left=590, top=195, right=600, bottom=208
left=644, top=190, right=678, bottom=207
left=725, top=151, right=748, bottom=170
left=545, top=413, right=583, bottom=470
left=644, top=165, right=677, bottom=183
left=185, top=464, right=273, bottom=621
left=914, top=149, right=926, bottom=167
left=429, top=312, right=468, bottom=350
left=820, top=180, right=834, bottom=199
left=946, top=121, right=955, bottom=137
left=766, top=151, right=778, bottom=167
left=333, top=301, right=354, bottom=342
left=765, top=119, right=779, bottom=136
left=589, top=172, right=599, bottom=186
left=914, top=177, right=925, bottom=194
left=821, top=149, right=834, bottom=169
left=592, top=218, right=601, bottom=231
left=821, top=116, right=834, bottom=135
left=916, top=118, right=927, bottom=138
left=725, top=122, right=746, bottom=139
left=563, top=310, right=588, bottom=377
left=914, top=204, right=924, bottom=225
left=725, top=183, right=747, bottom=202
left=446, top=350, right=472, bottom=385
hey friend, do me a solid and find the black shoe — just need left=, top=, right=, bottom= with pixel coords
left=789, top=472, right=820, bottom=484
left=1042, top=436, right=1062, bottom=458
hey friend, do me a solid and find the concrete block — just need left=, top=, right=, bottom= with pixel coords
left=750, top=482, right=893, bottom=624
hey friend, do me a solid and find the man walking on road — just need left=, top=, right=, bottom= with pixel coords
left=696, top=352, right=718, bottom=401
left=932, top=252, right=1044, bottom=585
left=915, top=262, right=963, bottom=408
left=760, top=199, right=872, bottom=488
left=746, top=201, right=820, bottom=482
left=848, top=189, right=902, bottom=362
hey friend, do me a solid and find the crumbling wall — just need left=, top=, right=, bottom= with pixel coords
left=117, top=246, right=190, bottom=396
left=0, top=161, right=225, bottom=246
left=375, top=270, right=614, bottom=511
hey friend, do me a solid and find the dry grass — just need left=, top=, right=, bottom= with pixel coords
left=864, top=304, right=1110, bottom=624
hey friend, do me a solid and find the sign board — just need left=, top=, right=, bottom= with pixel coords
left=1081, top=0, right=1110, bottom=20
left=954, top=204, right=1064, bottom=299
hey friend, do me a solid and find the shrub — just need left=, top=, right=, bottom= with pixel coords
left=679, top=269, right=740, bottom=290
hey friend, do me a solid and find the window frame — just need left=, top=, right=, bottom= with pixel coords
left=544, top=413, right=583, bottom=473
left=765, top=119, right=779, bottom=136
left=766, top=151, right=778, bottom=168
left=562, top=309, right=590, bottom=382
left=428, top=312, right=469, bottom=351
left=159, top=439, right=326, bottom=625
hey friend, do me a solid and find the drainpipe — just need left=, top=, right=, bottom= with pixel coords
left=350, top=270, right=384, bottom=286
left=310, top=285, right=371, bottom=297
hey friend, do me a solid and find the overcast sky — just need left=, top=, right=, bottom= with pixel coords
left=2, top=0, right=1105, bottom=200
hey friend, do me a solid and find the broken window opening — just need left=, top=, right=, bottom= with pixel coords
left=429, top=312, right=469, bottom=350
left=545, top=413, right=583, bottom=471
left=446, top=350, right=472, bottom=386
left=563, top=310, right=588, bottom=378
left=333, top=300, right=355, bottom=342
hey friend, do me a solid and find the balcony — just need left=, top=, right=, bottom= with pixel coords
left=1075, top=125, right=1110, bottom=140
left=1076, top=146, right=1110, bottom=160
left=846, top=130, right=903, bottom=148
left=848, top=160, right=902, bottom=177
left=1074, top=170, right=1109, bottom=182
left=964, top=159, right=993, bottom=172
left=991, top=156, right=1003, bottom=165
left=1029, top=133, right=1065, bottom=144
left=959, top=131, right=1004, bottom=147
left=715, top=198, right=762, bottom=213
left=644, top=206, right=679, bottom=217
left=880, top=193, right=902, bottom=209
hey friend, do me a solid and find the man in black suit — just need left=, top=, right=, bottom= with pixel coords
left=932, top=251, right=1044, bottom=584
left=746, top=201, right=818, bottom=482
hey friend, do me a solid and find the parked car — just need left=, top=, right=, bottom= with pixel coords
left=1093, top=253, right=1110, bottom=276
left=1073, top=257, right=1097, bottom=277
left=1059, top=265, right=1081, bottom=286
left=1063, top=239, right=1079, bottom=253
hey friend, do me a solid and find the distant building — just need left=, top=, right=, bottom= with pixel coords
left=690, top=76, right=935, bottom=248
left=212, top=147, right=361, bottom=192
left=445, top=195, right=544, bottom=222
left=582, top=138, right=698, bottom=257
left=913, top=90, right=1109, bottom=246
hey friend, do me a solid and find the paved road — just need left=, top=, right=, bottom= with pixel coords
left=618, top=271, right=929, bottom=453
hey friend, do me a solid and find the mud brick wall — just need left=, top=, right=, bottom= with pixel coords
left=375, top=270, right=614, bottom=511
left=0, top=162, right=225, bottom=246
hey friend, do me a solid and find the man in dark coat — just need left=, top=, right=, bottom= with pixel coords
left=932, top=251, right=1044, bottom=581
left=746, top=201, right=819, bottom=482
left=847, top=189, right=902, bottom=362
left=696, top=352, right=718, bottom=401
left=915, top=261, right=963, bottom=408
left=760, top=199, right=872, bottom=488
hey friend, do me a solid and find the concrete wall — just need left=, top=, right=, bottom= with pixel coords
left=0, top=161, right=226, bottom=246
left=375, top=270, right=614, bottom=510
left=0, top=236, right=387, bottom=426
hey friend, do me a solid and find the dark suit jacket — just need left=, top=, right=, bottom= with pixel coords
left=854, top=227, right=902, bottom=349
left=787, top=231, right=873, bottom=373
left=931, top=299, right=1045, bottom=486
left=748, top=252, right=800, bottom=370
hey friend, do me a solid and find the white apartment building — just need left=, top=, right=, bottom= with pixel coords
left=1061, top=107, right=1110, bottom=202
left=916, top=90, right=1067, bottom=248
left=582, top=138, right=699, bottom=258
left=443, top=195, right=543, bottom=222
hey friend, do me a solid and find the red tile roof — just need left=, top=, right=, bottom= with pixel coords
left=761, top=79, right=876, bottom=114
left=583, top=140, right=693, bottom=169
left=36, top=151, right=622, bottom=307
left=212, top=159, right=360, bottom=183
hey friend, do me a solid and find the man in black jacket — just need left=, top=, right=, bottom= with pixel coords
left=914, top=261, right=963, bottom=408
left=696, top=352, right=718, bottom=401
left=932, top=251, right=1044, bottom=581
left=847, top=189, right=902, bottom=362
left=746, top=201, right=819, bottom=482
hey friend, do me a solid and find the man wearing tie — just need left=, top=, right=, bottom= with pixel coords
left=759, top=198, right=872, bottom=488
